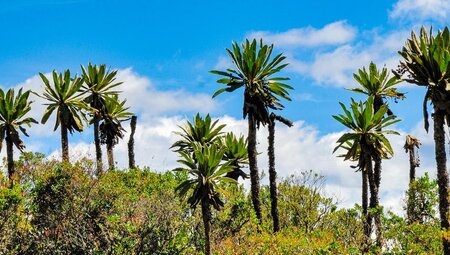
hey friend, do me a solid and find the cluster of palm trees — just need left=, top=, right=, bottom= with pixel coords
left=333, top=26, right=450, bottom=254
left=173, top=39, right=294, bottom=254
left=3, top=64, right=134, bottom=185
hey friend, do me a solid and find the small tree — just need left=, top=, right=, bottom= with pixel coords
left=99, top=96, right=132, bottom=170
left=175, top=143, right=235, bottom=255
left=0, top=88, right=37, bottom=184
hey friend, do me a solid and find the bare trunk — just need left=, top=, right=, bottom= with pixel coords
left=268, top=117, right=279, bottom=232
left=407, top=147, right=417, bottom=224
left=201, top=200, right=211, bottom=255
left=433, top=109, right=450, bottom=255
left=107, top=143, right=114, bottom=171
left=94, top=116, right=103, bottom=175
left=61, top=121, right=69, bottom=162
left=128, top=115, right=137, bottom=169
left=248, top=114, right=262, bottom=224
left=373, top=159, right=382, bottom=247
left=6, top=131, right=14, bottom=186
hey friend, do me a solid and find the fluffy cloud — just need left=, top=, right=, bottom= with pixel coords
left=47, top=113, right=437, bottom=215
left=390, top=0, right=450, bottom=21
left=247, top=21, right=357, bottom=48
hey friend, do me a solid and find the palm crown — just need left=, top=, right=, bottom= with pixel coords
left=38, top=70, right=88, bottom=133
left=350, top=62, right=404, bottom=115
left=210, top=39, right=293, bottom=127
left=333, top=97, right=400, bottom=169
left=175, top=143, right=236, bottom=210
left=395, top=27, right=450, bottom=131
left=170, top=113, right=225, bottom=155
left=99, top=95, right=133, bottom=147
left=0, top=88, right=37, bottom=151
left=81, top=63, right=122, bottom=115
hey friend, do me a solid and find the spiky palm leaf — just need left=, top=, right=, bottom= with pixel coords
left=99, top=95, right=133, bottom=147
left=395, top=26, right=450, bottom=131
left=333, top=96, right=400, bottom=169
left=170, top=113, right=225, bottom=155
left=350, top=62, right=404, bottom=115
left=210, top=39, right=293, bottom=127
left=37, top=70, right=89, bottom=133
left=220, top=132, right=249, bottom=180
left=175, top=143, right=236, bottom=210
left=0, top=88, right=37, bottom=152
left=81, top=63, right=122, bottom=116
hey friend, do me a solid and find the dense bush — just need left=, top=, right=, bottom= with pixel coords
left=0, top=153, right=443, bottom=254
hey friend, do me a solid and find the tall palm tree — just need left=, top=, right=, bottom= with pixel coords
left=268, top=113, right=293, bottom=233
left=333, top=96, right=400, bottom=246
left=348, top=62, right=403, bottom=245
left=395, top=26, right=450, bottom=254
left=175, top=143, right=235, bottom=255
left=37, top=70, right=88, bottom=162
left=211, top=39, right=293, bottom=223
left=404, top=134, right=421, bottom=223
left=81, top=63, right=122, bottom=174
left=99, top=95, right=132, bottom=170
left=0, top=88, right=37, bottom=183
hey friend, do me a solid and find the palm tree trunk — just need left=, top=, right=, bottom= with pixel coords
left=94, top=116, right=103, bottom=175
left=128, top=115, right=137, bottom=169
left=107, top=143, right=114, bottom=171
left=372, top=96, right=383, bottom=247
left=61, top=121, right=69, bottom=162
left=373, top=159, right=382, bottom=247
left=268, top=117, right=279, bottom=232
left=6, top=131, right=14, bottom=185
left=433, top=109, right=450, bottom=254
left=201, top=199, right=211, bottom=255
left=407, top=146, right=417, bottom=224
left=362, top=151, right=372, bottom=248
left=248, top=114, right=263, bottom=224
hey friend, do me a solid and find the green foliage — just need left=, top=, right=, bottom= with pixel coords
left=99, top=95, right=133, bottom=146
left=81, top=63, right=122, bottom=116
left=349, top=62, right=404, bottom=102
left=395, top=26, right=450, bottom=131
left=0, top=88, right=37, bottom=152
left=175, top=143, right=236, bottom=211
left=405, top=172, right=439, bottom=224
left=333, top=96, right=400, bottom=167
left=37, top=70, right=89, bottom=133
left=211, top=39, right=293, bottom=127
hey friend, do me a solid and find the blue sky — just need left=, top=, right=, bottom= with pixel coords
left=1, top=0, right=449, bottom=212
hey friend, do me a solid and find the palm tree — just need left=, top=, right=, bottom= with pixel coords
left=333, top=96, right=400, bottom=246
left=348, top=62, right=403, bottom=245
left=395, top=26, right=450, bottom=254
left=81, top=63, right=122, bottom=174
left=268, top=113, right=293, bottom=233
left=99, top=95, right=132, bottom=170
left=128, top=115, right=137, bottom=169
left=0, top=88, right=37, bottom=183
left=170, top=113, right=225, bottom=157
left=175, top=143, right=235, bottom=255
left=404, top=134, right=421, bottom=223
left=211, top=39, right=293, bottom=223
left=37, top=70, right=88, bottom=162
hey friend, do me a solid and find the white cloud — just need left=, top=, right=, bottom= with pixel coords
left=116, top=68, right=217, bottom=119
left=390, top=0, right=450, bottom=21
left=247, top=21, right=357, bottom=48
left=44, top=113, right=439, bottom=216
